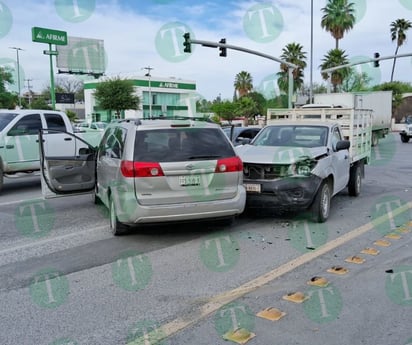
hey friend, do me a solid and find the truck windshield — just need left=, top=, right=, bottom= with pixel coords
left=253, top=125, right=328, bottom=148
left=0, top=113, right=18, bottom=131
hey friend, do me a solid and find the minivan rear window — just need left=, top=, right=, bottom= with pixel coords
left=134, top=128, right=235, bottom=162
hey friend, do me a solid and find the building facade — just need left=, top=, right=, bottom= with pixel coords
left=83, top=76, right=197, bottom=123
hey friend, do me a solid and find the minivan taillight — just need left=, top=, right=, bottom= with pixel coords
left=215, top=156, right=243, bottom=173
left=120, top=161, right=165, bottom=178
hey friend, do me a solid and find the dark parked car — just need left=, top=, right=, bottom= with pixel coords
left=223, top=126, right=261, bottom=145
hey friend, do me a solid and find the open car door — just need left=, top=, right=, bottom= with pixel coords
left=39, top=129, right=97, bottom=199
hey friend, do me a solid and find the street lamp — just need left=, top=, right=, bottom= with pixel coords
left=142, top=66, right=153, bottom=118
left=9, top=47, right=24, bottom=108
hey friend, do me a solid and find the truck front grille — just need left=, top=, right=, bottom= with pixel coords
left=243, top=163, right=289, bottom=180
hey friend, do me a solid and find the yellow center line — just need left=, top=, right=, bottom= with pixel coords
left=128, top=201, right=411, bottom=344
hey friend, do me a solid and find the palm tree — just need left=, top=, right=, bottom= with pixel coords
left=234, top=71, right=253, bottom=98
left=319, top=48, right=350, bottom=92
left=390, top=18, right=412, bottom=82
left=321, top=0, right=356, bottom=49
left=277, top=42, right=307, bottom=94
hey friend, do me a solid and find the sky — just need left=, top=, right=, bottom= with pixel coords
left=1, top=0, right=412, bottom=102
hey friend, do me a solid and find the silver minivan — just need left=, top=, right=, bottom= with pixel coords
left=39, top=118, right=246, bottom=235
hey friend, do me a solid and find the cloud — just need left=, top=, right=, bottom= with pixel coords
left=1, top=0, right=412, bottom=101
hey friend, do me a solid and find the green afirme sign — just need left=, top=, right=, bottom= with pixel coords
left=32, top=27, right=67, bottom=45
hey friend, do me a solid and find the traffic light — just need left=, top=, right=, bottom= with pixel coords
left=219, top=38, right=227, bottom=57
left=183, top=32, right=191, bottom=53
left=374, top=52, right=380, bottom=67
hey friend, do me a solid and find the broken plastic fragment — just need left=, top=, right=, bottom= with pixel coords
left=222, top=328, right=256, bottom=344
left=256, top=307, right=286, bottom=321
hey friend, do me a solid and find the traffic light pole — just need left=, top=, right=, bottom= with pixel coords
left=321, top=52, right=412, bottom=93
left=186, top=36, right=298, bottom=109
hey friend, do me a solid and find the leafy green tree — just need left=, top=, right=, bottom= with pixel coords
left=247, top=91, right=266, bottom=116
left=390, top=18, right=412, bottom=82
left=0, top=66, right=18, bottom=109
left=372, top=81, right=412, bottom=108
left=341, top=69, right=372, bottom=92
left=234, top=71, right=253, bottom=98
left=94, top=76, right=140, bottom=119
left=211, top=100, right=236, bottom=124
left=319, top=48, right=350, bottom=92
left=234, top=96, right=259, bottom=122
left=30, top=96, right=52, bottom=110
left=321, top=0, right=356, bottom=49
left=277, top=42, right=307, bottom=94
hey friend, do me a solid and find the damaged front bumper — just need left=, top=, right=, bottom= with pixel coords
left=243, top=174, right=323, bottom=211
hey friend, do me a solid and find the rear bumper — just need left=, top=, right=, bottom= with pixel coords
left=117, top=187, right=246, bottom=224
left=244, top=175, right=322, bottom=211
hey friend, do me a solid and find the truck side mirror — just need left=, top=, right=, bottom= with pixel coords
left=335, top=140, right=350, bottom=151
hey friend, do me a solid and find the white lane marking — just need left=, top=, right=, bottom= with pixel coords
left=128, top=202, right=411, bottom=344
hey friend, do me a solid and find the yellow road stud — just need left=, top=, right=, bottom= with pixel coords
left=222, top=328, right=256, bottom=344
left=257, top=307, right=286, bottom=321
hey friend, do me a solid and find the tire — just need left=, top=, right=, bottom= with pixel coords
left=311, top=180, right=331, bottom=223
left=109, top=196, right=128, bottom=236
left=348, top=165, right=362, bottom=197
left=400, top=135, right=410, bottom=143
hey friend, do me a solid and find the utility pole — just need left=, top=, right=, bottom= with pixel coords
left=142, top=66, right=154, bottom=118
left=9, top=47, right=24, bottom=108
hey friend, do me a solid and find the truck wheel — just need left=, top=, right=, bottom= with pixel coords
left=348, top=165, right=361, bottom=197
left=109, top=196, right=128, bottom=236
left=371, top=133, right=379, bottom=147
left=311, top=181, right=331, bottom=223
left=400, top=135, right=410, bottom=143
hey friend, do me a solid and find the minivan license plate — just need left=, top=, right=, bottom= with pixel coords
left=179, top=175, right=201, bottom=186
left=245, top=183, right=261, bottom=193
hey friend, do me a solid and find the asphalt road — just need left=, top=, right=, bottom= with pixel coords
left=1, top=132, right=411, bottom=345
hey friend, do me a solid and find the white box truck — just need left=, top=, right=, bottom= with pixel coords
left=311, top=91, right=392, bottom=146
